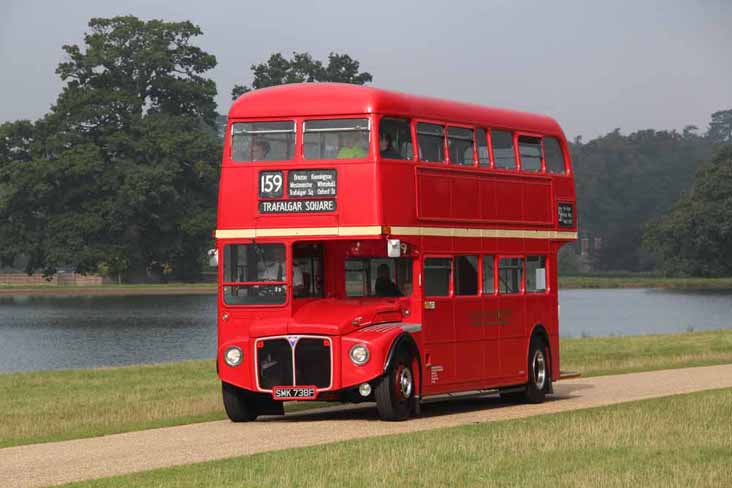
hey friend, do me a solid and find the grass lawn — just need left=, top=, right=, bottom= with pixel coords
left=2, top=329, right=731, bottom=449
left=559, top=275, right=732, bottom=289
left=560, top=328, right=732, bottom=377
left=62, top=388, right=732, bottom=488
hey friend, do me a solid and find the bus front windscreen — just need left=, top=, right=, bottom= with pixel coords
left=223, top=244, right=287, bottom=305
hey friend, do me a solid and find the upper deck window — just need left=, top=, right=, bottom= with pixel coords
left=379, top=118, right=411, bottom=160
left=492, top=130, right=516, bottom=169
left=303, top=118, right=369, bottom=160
left=518, top=135, right=542, bottom=172
left=477, top=129, right=489, bottom=167
left=417, top=123, right=445, bottom=163
left=448, top=127, right=475, bottom=166
left=231, top=121, right=295, bottom=162
left=543, top=137, right=566, bottom=174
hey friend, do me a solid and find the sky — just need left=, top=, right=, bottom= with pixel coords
left=0, top=0, right=730, bottom=139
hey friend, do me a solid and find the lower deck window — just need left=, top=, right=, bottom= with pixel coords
left=454, top=255, right=478, bottom=295
left=526, top=256, right=547, bottom=292
left=424, top=257, right=451, bottom=296
left=482, top=255, right=495, bottom=293
left=498, top=257, right=522, bottom=294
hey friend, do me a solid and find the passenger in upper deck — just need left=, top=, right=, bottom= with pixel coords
left=252, top=140, right=271, bottom=161
left=336, top=132, right=367, bottom=159
left=379, top=132, right=402, bottom=159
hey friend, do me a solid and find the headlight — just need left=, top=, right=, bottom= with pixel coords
left=349, top=344, right=370, bottom=366
left=224, top=346, right=243, bottom=367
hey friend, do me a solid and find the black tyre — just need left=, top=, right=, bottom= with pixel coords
left=222, top=382, right=258, bottom=422
left=524, top=336, right=551, bottom=404
left=375, top=349, right=416, bottom=421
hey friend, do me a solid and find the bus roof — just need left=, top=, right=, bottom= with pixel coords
left=229, top=83, right=564, bottom=136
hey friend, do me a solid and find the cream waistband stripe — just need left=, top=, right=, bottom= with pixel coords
left=215, top=226, right=577, bottom=240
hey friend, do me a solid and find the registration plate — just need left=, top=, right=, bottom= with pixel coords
left=272, top=386, right=318, bottom=400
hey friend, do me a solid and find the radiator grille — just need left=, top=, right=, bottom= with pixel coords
left=256, top=339, right=293, bottom=389
left=295, top=338, right=331, bottom=388
left=256, top=336, right=332, bottom=390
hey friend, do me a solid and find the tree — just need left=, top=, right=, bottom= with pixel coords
left=707, top=109, right=732, bottom=145
left=644, top=146, right=732, bottom=276
left=232, top=52, right=372, bottom=99
left=571, top=127, right=711, bottom=271
left=0, top=16, right=221, bottom=281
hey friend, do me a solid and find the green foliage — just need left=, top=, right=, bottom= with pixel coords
left=571, top=128, right=712, bottom=271
left=0, top=16, right=221, bottom=281
left=644, top=146, right=732, bottom=276
left=706, top=109, right=732, bottom=145
left=556, top=245, right=583, bottom=274
left=232, top=51, right=372, bottom=99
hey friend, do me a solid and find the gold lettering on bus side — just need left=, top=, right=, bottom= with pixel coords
left=467, top=309, right=512, bottom=326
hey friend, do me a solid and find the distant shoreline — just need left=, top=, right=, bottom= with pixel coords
left=0, top=283, right=216, bottom=297
left=2, top=276, right=732, bottom=297
left=559, top=276, right=732, bottom=290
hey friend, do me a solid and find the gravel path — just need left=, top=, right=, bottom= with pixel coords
left=3, top=364, right=732, bottom=488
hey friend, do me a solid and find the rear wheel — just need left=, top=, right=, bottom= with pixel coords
left=222, top=382, right=258, bottom=422
left=375, top=349, right=416, bottom=421
left=500, top=336, right=551, bottom=404
left=525, top=336, right=550, bottom=403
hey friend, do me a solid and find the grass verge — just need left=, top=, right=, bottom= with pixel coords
left=63, top=388, right=732, bottom=488
left=559, top=275, right=732, bottom=289
left=2, top=329, right=731, bottom=449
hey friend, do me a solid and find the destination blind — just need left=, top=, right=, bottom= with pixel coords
left=258, top=169, right=338, bottom=214
left=259, top=199, right=336, bottom=214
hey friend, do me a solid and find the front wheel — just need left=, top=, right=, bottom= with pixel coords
left=222, top=382, right=258, bottom=422
left=375, top=349, right=416, bottom=421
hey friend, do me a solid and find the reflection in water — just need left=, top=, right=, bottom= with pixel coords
left=1, top=289, right=731, bottom=373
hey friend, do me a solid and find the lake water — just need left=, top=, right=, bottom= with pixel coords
left=1, top=289, right=731, bottom=373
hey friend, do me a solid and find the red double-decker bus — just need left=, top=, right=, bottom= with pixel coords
left=216, top=83, right=576, bottom=421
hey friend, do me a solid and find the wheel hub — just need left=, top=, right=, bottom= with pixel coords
left=532, top=349, right=546, bottom=390
left=394, top=365, right=413, bottom=399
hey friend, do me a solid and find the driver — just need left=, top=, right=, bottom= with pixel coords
left=258, top=247, right=303, bottom=290
left=375, top=263, right=402, bottom=297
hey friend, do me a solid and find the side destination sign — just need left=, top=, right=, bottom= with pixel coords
left=288, top=169, right=337, bottom=197
left=558, top=203, right=574, bottom=227
left=259, top=199, right=336, bottom=214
